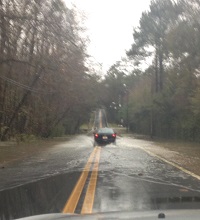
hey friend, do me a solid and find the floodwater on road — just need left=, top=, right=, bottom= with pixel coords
left=1, top=134, right=200, bottom=219
left=0, top=137, right=72, bottom=166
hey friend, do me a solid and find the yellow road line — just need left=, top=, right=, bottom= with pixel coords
left=62, top=147, right=98, bottom=213
left=81, top=147, right=101, bottom=214
left=99, top=110, right=102, bottom=128
left=142, top=148, right=200, bottom=181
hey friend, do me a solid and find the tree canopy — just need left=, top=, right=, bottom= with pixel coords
left=0, top=0, right=99, bottom=140
left=102, top=0, right=200, bottom=141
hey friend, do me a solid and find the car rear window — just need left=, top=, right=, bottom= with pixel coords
left=98, top=128, right=114, bottom=134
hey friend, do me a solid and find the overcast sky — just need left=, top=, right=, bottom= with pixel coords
left=65, top=0, right=151, bottom=73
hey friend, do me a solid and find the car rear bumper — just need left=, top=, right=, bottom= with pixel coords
left=95, top=138, right=116, bottom=144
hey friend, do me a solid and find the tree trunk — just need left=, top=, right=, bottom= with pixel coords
left=155, top=51, right=159, bottom=93
left=1, top=66, right=44, bottom=141
left=159, top=48, right=164, bottom=91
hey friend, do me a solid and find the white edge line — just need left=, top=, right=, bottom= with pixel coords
left=142, top=148, right=200, bottom=181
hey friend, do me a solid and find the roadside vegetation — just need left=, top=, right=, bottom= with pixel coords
left=0, top=0, right=99, bottom=141
left=101, top=0, right=200, bottom=142
left=1, top=0, right=200, bottom=143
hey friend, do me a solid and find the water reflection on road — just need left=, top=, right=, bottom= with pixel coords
left=0, top=172, right=80, bottom=219
left=93, top=137, right=200, bottom=213
left=1, top=135, right=200, bottom=219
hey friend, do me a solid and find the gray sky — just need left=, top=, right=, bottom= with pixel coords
left=65, top=0, right=151, bottom=73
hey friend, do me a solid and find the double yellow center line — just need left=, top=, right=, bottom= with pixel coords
left=62, top=147, right=101, bottom=214
left=81, top=147, right=101, bottom=213
left=62, top=110, right=103, bottom=214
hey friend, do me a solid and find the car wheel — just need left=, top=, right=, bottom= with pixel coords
left=93, top=141, right=97, bottom=147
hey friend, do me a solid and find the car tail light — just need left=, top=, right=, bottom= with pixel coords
left=112, top=133, right=116, bottom=137
left=95, top=134, right=98, bottom=138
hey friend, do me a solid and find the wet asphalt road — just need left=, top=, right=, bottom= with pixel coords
left=1, top=110, right=200, bottom=219
left=1, top=136, right=200, bottom=219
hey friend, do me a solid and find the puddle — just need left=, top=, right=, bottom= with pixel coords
left=0, top=172, right=81, bottom=220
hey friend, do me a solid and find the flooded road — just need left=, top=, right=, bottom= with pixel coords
left=0, top=136, right=94, bottom=190
left=1, top=134, right=200, bottom=219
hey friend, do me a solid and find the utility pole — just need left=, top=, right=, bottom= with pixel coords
left=126, top=90, right=129, bottom=133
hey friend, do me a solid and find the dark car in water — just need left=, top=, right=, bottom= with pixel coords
left=94, top=127, right=116, bottom=146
